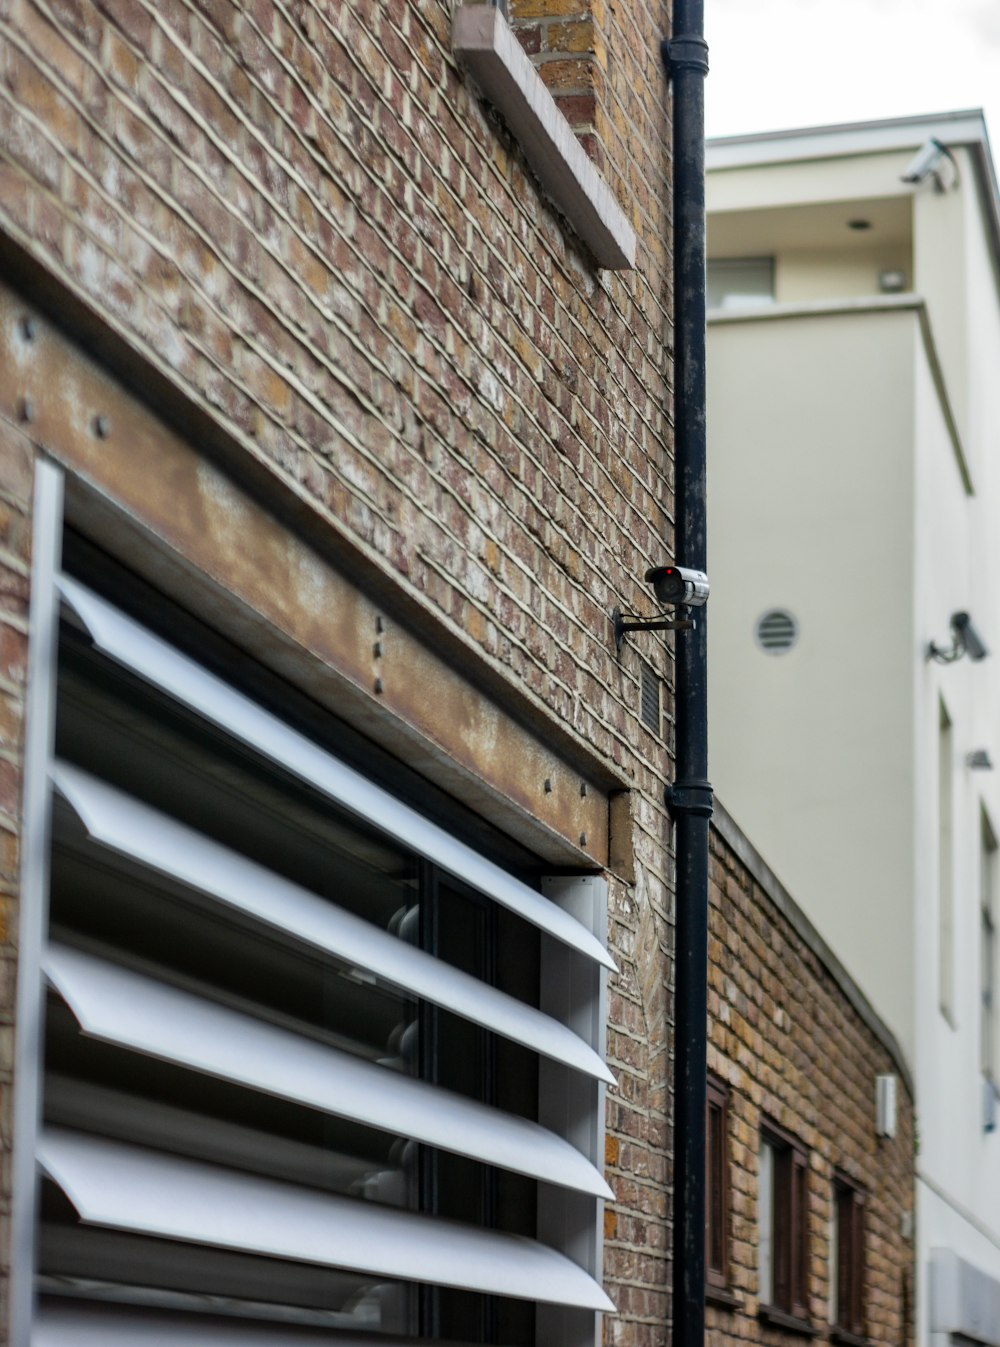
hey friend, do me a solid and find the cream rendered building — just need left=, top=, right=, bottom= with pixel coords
left=706, top=112, right=1000, bottom=1347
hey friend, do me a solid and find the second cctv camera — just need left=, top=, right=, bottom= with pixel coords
left=645, top=565, right=710, bottom=608
left=952, top=611, right=989, bottom=662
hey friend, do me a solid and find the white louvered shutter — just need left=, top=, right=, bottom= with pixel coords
left=23, top=568, right=614, bottom=1347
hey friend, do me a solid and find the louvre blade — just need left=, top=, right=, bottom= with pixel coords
left=39, top=1130, right=615, bottom=1312
left=46, top=943, right=612, bottom=1198
left=57, top=575, right=614, bottom=973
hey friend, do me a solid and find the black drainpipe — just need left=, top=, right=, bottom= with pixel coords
left=662, top=7, right=712, bottom=1347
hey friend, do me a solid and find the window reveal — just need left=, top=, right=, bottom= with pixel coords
left=832, top=1177, right=866, bottom=1339
left=758, top=1122, right=810, bottom=1324
left=706, top=1076, right=730, bottom=1291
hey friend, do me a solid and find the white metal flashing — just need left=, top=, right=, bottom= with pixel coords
left=452, top=4, right=636, bottom=270
left=707, top=109, right=989, bottom=171
left=9, top=461, right=64, bottom=1347
left=712, top=798, right=914, bottom=1093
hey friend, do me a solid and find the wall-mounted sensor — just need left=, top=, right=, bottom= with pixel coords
left=876, top=1074, right=898, bottom=1139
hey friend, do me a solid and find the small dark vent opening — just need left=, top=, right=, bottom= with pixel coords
left=756, top=609, right=799, bottom=654
left=640, top=660, right=661, bottom=734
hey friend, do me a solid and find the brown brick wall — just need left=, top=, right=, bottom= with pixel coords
left=0, top=0, right=677, bottom=1337
left=508, top=0, right=663, bottom=207
left=509, top=0, right=605, bottom=165
left=708, top=814, right=916, bottom=1347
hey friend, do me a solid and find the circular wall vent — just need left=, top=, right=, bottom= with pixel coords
left=755, top=609, right=799, bottom=654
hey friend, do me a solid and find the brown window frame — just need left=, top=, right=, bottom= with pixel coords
left=832, top=1176, right=866, bottom=1342
left=759, top=1120, right=811, bottom=1330
left=706, top=1075, right=731, bottom=1292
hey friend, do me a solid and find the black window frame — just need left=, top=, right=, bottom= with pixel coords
left=759, top=1119, right=813, bottom=1333
left=706, top=1075, right=732, bottom=1297
left=831, top=1175, right=867, bottom=1345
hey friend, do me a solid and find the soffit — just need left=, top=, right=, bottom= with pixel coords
left=708, top=196, right=912, bottom=257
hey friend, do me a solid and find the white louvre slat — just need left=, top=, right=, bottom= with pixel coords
left=33, top=1307, right=361, bottom=1346
left=57, top=576, right=615, bottom=973
left=45, top=943, right=612, bottom=1199
left=39, top=1130, right=615, bottom=1312
left=33, top=1301, right=457, bottom=1346
left=52, top=764, right=611, bottom=1085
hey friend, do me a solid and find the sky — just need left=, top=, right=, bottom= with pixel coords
left=704, top=0, right=1000, bottom=148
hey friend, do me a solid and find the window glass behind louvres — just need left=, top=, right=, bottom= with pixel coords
left=30, top=573, right=614, bottom=1345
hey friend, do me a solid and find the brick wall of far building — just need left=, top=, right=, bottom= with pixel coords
left=708, top=804, right=916, bottom=1347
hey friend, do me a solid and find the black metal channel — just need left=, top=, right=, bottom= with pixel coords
left=661, top=7, right=713, bottom=1347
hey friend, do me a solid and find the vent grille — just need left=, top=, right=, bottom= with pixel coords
left=640, top=660, right=661, bottom=734
left=755, top=610, right=799, bottom=655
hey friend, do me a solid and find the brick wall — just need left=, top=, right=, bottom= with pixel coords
left=508, top=0, right=662, bottom=209
left=0, top=0, right=678, bottom=1337
left=708, top=807, right=916, bottom=1347
left=509, top=0, right=605, bottom=165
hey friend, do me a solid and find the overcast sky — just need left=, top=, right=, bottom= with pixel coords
left=704, top=0, right=1000, bottom=149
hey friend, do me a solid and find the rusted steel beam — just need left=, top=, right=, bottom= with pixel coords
left=0, top=284, right=624, bottom=868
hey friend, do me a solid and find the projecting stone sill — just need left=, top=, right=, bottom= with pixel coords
left=757, top=1305, right=820, bottom=1337
left=452, top=4, right=636, bottom=271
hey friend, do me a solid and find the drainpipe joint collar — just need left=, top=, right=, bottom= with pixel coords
left=665, top=777, right=714, bottom=822
left=662, top=35, right=709, bottom=77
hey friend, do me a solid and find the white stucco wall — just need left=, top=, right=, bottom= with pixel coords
left=776, top=246, right=911, bottom=303
left=707, top=150, right=915, bottom=217
left=913, top=151, right=971, bottom=451
left=911, top=155, right=1000, bottom=1342
left=707, top=304, right=917, bottom=1059
left=706, top=121, right=1000, bottom=1345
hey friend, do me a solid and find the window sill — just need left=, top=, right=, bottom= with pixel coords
left=706, top=1284, right=742, bottom=1310
left=452, top=5, right=636, bottom=270
left=757, top=1306, right=819, bottom=1336
left=830, top=1329, right=870, bottom=1347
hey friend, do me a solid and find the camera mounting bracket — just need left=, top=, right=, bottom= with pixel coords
left=613, top=606, right=694, bottom=654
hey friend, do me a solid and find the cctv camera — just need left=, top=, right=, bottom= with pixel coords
left=902, top=138, right=945, bottom=183
left=901, top=137, right=957, bottom=193
left=952, top=611, right=989, bottom=662
left=644, top=565, right=709, bottom=608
